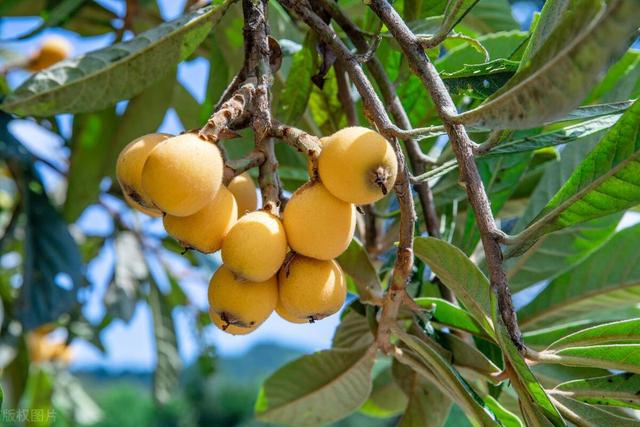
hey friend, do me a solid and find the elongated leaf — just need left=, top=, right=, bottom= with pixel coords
left=524, top=320, right=603, bottom=350
left=548, top=319, right=640, bottom=350
left=453, top=1, right=640, bottom=129
left=332, top=309, right=374, bottom=350
left=1, top=2, right=235, bottom=116
left=492, top=307, right=565, bottom=426
left=463, top=0, right=518, bottom=33
left=392, top=358, right=452, bottom=427
left=551, top=393, right=640, bottom=425
left=360, top=364, right=407, bottom=418
left=414, top=297, right=493, bottom=340
left=519, top=0, right=569, bottom=63
left=518, top=223, right=640, bottom=329
left=276, top=32, right=316, bottom=124
left=487, top=114, right=620, bottom=155
left=509, top=99, right=640, bottom=256
left=63, top=108, right=117, bottom=221
left=442, top=59, right=519, bottom=99
left=414, top=237, right=494, bottom=337
left=546, top=344, right=640, bottom=373
left=255, top=346, right=375, bottom=426
left=442, top=334, right=501, bottom=382
left=555, top=373, right=640, bottom=409
left=484, top=395, right=523, bottom=427
left=336, top=238, right=383, bottom=304
left=395, top=330, right=500, bottom=426
left=561, top=100, right=633, bottom=122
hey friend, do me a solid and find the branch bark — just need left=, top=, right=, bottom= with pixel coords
left=368, top=0, right=523, bottom=350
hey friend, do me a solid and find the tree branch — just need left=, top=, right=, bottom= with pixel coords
left=277, top=0, right=416, bottom=353
left=368, top=0, right=523, bottom=351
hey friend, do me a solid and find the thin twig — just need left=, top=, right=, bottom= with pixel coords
left=369, top=0, right=523, bottom=351
left=278, top=0, right=416, bottom=353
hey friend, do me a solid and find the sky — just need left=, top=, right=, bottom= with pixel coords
left=2, top=0, right=636, bottom=372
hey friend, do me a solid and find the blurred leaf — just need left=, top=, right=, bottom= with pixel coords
left=414, top=297, right=493, bottom=340
left=172, top=82, right=202, bottom=130
left=394, top=329, right=500, bottom=426
left=336, top=238, right=383, bottom=304
left=551, top=393, right=640, bottom=425
left=332, top=308, right=374, bottom=350
left=487, top=113, right=620, bottom=155
left=414, top=237, right=495, bottom=338
left=518, top=224, right=640, bottom=329
left=307, top=67, right=345, bottom=135
left=63, top=107, right=117, bottom=221
left=587, top=51, right=640, bottom=103
left=1, top=2, right=234, bottom=116
left=554, top=373, right=640, bottom=409
left=455, top=1, right=639, bottom=129
left=360, top=364, right=407, bottom=418
left=149, top=279, right=181, bottom=405
left=276, top=32, right=316, bottom=124
left=23, top=365, right=54, bottom=427
left=442, top=333, right=501, bottom=382
left=548, top=319, right=640, bottom=350
left=509, top=99, right=640, bottom=256
left=255, top=346, right=375, bottom=426
left=463, top=0, right=519, bottom=33
left=392, top=358, right=452, bottom=427
left=62, top=1, right=117, bottom=36
left=52, top=371, right=103, bottom=424
left=105, top=232, right=147, bottom=323
left=519, top=0, right=569, bottom=63
left=442, top=59, right=519, bottom=99
left=199, top=37, right=229, bottom=122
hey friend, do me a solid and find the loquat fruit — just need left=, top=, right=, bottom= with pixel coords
left=228, top=172, right=258, bottom=215
left=319, top=127, right=398, bottom=204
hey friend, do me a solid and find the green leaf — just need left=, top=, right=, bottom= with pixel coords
left=548, top=319, right=640, bottom=350
left=554, top=373, right=640, bottom=409
left=336, top=238, right=383, bottom=304
left=453, top=1, right=640, bottom=129
left=414, top=237, right=495, bottom=338
left=518, top=224, right=640, bottom=329
left=519, top=0, right=569, bottom=63
left=509, top=99, right=640, bottom=256
left=486, top=113, right=621, bottom=155
left=587, top=51, right=640, bottom=103
left=63, top=108, right=117, bottom=221
left=463, top=0, right=519, bottom=33
left=442, top=59, right=519, bottom=99
left=561, top=100, right=634, bottom=122
left=255, top=346, right=375, bottom=426
left=360, top=364, right=408, bottom=418
left=442, top=333, right=501, bottom=382
left=172, top=82, right=202, bottom=130
left=395, top=329, right=500, bottom=426
left=413, top=297, right=493, bottom=340
left=492, top=310, right=565, bottom=427
left=524, top=320, right=603, bottom=350
left=276, top=32, right=316, bottom=124
left=551, top=393, right=640, bottom=425
left=149, top=279, right=181, bottom=405
left=484, top=395, right=523, bottom=427
left=332, top=309, right=374, bottom=350
left=392, top=358, right=452, bottom=427
left=1, top=2, right=235, bottom=116
left=548, top=344, right=640, bottom=373
left=307, top=67, right=345, bottom=135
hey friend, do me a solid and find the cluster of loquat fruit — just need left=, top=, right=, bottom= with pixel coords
left=116, top=127, right=397, bottom=335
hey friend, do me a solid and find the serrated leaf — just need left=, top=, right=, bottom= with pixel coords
left=414, top=297, right=493, bottom=340
left=453, top=0, right=640, bottom=129
left=546, top=344, right=640, bottom=373
left=554, top=373, right=640, bottom=409
left=548, top=319, right=640, bottom=350
left=255, top=346, right=375, bottom=426
left=336, top=238, right=383, bottom=304
left=392, top=358, right=452, bottom=427
left=487, top=113, right=621, bottom=155
left=1, top=2, right=235, bottom=116
left=414, top=237, right=495, bottom=338
left=509, top=99, right=640, bottom=256
left=518, top=223, right=640, bottom=329
left=551, top=393, right=640, bottom=425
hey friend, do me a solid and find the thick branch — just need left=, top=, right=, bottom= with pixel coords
left=198, top=83, right=255, bottom=142
left=369, top=0, right=523, bottom=350
left=278, top=0, right=416, bottom=352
